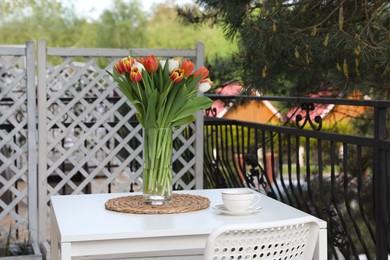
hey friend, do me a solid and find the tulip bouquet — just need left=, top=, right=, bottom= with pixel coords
left=108, top=55, right=213, bottom=204
left=110, top=55, right=213, bottom=129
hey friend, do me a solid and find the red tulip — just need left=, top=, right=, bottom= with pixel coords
left=170, top=68, right=184, bottom=83
left=122, top=56, right=135, bottom=73
left=181, top=60, right=195, bottom=77
left=130, top=67, right=142, bottom=82
left=136, top=57, right=145, bottom=64
left=143, top=55, right=159, bottom=73
left=114, top=59, right=125, bottom=74
left=193, top=66, right=209, bottom=82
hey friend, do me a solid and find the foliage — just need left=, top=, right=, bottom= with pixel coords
left=145, top=1, right=238, bottom=60
left=205, top=53, right=242, bottom=88
left=0, top=224, right=32, bottom=256
left=178, top=0, right=390, bottom=97
left=78, top=0, right=148, bottom=48
left=0, top=0, right=81, bottom=45
left=0, top=0, right=238, bottom=68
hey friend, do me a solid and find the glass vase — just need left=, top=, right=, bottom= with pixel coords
left=143, top=127, right=173, bottom=205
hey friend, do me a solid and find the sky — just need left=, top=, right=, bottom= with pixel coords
left=74, top=0, right=194, bottom=19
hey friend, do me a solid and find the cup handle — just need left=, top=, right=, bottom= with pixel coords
left=251, top=194, right=261, bottom=209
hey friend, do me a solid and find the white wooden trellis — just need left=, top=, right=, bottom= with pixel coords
left=36, top=40, right=206, bottom=246
left=0, top=41, right=38, bottom=252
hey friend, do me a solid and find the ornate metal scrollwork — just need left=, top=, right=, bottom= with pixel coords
left=295, top=103, right=323, bottom=131
left=243, top=153, right=268, bottom=192
left=322, top=207, right=350, bottom=258
left=205, top=107, right=217, bottom=117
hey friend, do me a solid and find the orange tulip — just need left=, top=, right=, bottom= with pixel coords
left=181, top=60, right=195, bottom=77
left=193, top=66, right=209, bottom=82
left=170, top=68, right=184, bottom=83
left=122, top=56, right=135, bottom=73
left=136, top=57, right=145, bottom=64
left=130, top=67, right=142, bottom=82
left=143, top=55, right=159, bottom=73
left=114, top=59, right=125, bottom=74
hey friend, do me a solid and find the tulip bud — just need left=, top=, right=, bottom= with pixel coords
left=136, top=57, right=145, bottom=64
left=194, top=66, right=209, bottom=82
left=132, top=61, right=145, bottom=71
left=168, top=59, right=180, bottom=73
left=170, top=68, right=184, bottom=83
left=143, top=55, right=159, bottom=73
left=130, top=67, right=142, bottom=82
left=181, top=60, right=195, bottom=77
left=198, top=78, right=213, bottom=93
left=114, top=59, right=125, bottom=74
left=160, top=59, right=180, bottom=73
left=122, top=56, right=135, bottom=73
left=159, top=60, right=167, bottom=69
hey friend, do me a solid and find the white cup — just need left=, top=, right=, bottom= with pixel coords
left=221, top=190, right=261, bottom=213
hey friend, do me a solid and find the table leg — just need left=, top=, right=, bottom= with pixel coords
left=50, top=213, right=59, bottom=260
left=314, top=228, right=328, bottom=260
left=61, top=242, right=72, bottom=260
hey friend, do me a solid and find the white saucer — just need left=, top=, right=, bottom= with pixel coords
left=212, top=204, right=262, bottom=216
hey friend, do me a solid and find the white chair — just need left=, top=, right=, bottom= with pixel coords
left=204, top=216, right=320, bottom=260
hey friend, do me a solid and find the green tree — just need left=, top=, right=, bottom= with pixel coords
left=0, top=0, right=83, bottom=46
left=178, top=0, right=389, bottom=97
left=77, top=0, right=147, bottom=48
left=145, top=1, right=238, bottom=61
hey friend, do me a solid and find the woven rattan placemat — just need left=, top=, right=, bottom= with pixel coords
left=105, top=194, right=210, bottom=214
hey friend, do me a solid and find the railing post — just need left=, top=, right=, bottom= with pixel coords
left=37, top=39, right=48, bottom=245
left=195, top=42, right=205, bottom=189
left=373, top=106, right=388, bottom=259
left=26, top=40, right=39, bottom=251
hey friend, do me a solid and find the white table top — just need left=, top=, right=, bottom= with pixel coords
left=51, top=188, right=326, bottom=244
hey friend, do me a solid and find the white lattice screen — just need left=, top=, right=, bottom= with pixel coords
left=37, top=41, right=205, bottom=243
left=0, top=42, right=37, bottom=248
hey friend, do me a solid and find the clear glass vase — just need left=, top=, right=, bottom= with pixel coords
left=143, top=127, right=173, bottom=205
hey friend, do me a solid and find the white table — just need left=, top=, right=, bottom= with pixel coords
left=50, top=188, right=327, bottom=260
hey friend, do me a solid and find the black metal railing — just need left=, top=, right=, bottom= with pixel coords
left=203, top=95, right=390, bottom=260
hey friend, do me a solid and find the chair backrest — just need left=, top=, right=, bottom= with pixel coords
left=204, top=216, right=320, bottom=260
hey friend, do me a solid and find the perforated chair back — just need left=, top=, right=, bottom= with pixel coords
left=204, top=216, right=319, bottom=260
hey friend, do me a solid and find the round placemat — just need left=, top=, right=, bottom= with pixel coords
left=105, top=194, right=210, bottom=214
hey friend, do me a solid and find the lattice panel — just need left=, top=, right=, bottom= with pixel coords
left=44, top=57, right=137, bottom=198
left=38, top=44, right=204, bottom=244
left=0, top=54, right=29, bottom=240
left=173, top=124, right=197, bottom=190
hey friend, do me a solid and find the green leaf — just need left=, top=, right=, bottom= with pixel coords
left=160, top=85, right=188, bottom=123
left=162, top=61, right=172, bottom=88
left=130, top=99, right=145, bottom=116
left=185, top=74, right=201, bottom=93
left=144, top=89, right=158, bottom=128
left=172, top=96, right=213, bottom=122
left=156, top=81, right=174, bottom=123
left=141, top=69, right=153, bottom=97
left=164, top=84, right=188, bottom=123
left=172, top=115, right=196, bottom=127
left=158, top=66, right=164, bottom=91
left=135, top=112, right=144, bottom=127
